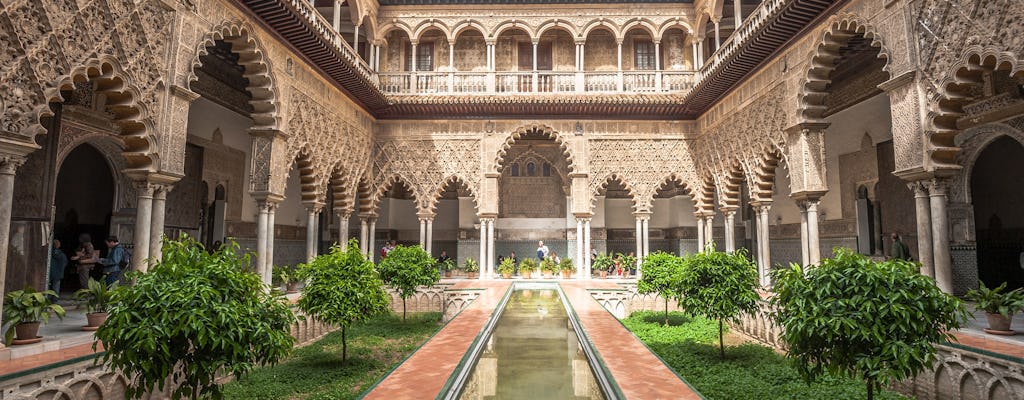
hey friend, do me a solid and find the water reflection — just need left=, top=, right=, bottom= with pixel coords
left=458, top=289, right=606, bottom=400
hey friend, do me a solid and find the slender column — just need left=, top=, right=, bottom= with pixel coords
left=374, top=45, right=381, bottom=71
left=532, top=42, right=538, bottom=71
left=713, top=21, right=721, bottom=50
left=576, top=218, right=584, bottom=275
left=641, top=217, right=650, bottom=258
left=410, top=43, right=418, bottom=73
left=574, top=44, right=580, bottom=71
left=256, top=201, right=269, bottom=279
left=584, top=218, right=592, bottom=279
left=635, top=215, right=643, bottom=263
left=0, top=156, right=26, bottom=328
left=133, top=182, right=155, bottom=272
left=487, top=43, right=495, bottom=71
left=353, top=25, right=360, bottom=57
left=148, top=185, right=170, bottom=263
left=531, top=41, right=539, bottom=92
left=306, top=205, right=321, bottom=262
left=265, top=203, right=277, bottom=284
left=927, top=179, right=953, bottom=293
left=734, top=0, right=743, bottom=25
left=753, top=203, right=773, bottom=286
left=696, top=216, right=705, bottom=251
left=723, top=210, right=736, bottom=252
left=486, top=218, right=495, bottom=277
left=805, top=200, right=821, bottom=265
left=426, top=218, right=434, bottom=255
left=478, top=220, right=486, bottom=279
left=704, top=214, right=715, bottom=248
left=359, top=217, right=369, bottom=255
left=448, top=42, right=455, bottom=92
left=332, top=0, right=342, bottom=31
left=654, top=42, right=661, bottom=70
left=368, top=218, right=377, bottom=263
left=691, top=43, right=698, bottom=69
left=337, top=211, right=350, bottom=247
left=419, top=218, right=427, bottom=247
left=799, top=203, right=809, bottom=265
left=697, top=39, right=704, bottom=67
left=910, top=182, right=934, bottom=278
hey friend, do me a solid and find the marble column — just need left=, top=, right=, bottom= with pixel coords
left=337, top=211, right=350, bottom=248
left=265, top=203, right=277, bottom=284
left=0, top=156, right=26, bottom=333
left=368, top=218, right=377, bottom=263
left=805, top=200, right=821, bottom=265
left=426, top=218, right=434, bottom=255
left=256, top=201, right=270, bottom=280
left=641, top=217, right=650, bottom=259
left=723, top=209, right=736, bottom=252
left=704, top=213, right=715, bottom=248
left=486, top=218, right=495, bottom=278
left=927, top=179, right=953, bottom=293
left=575, top=218, right=584, bottom=275
left=713, top=20, right=721, bottom=49
left=910, top=182, right=934, bottom=278
left=359, top=217, right=369, bottom=256
left=479, top=220, right=486, bottom=280
left=799, top=203, right=809, bottom=265
left=584, top=218, right=592, bottom=279
left=734, top=0, right=743, bottom=25
left=634, top=215, right=643, bottom=264
left=419, top=218, right=427, bottom=248
left=305, top=205, right=322, bottom=262
left=753, top=203, right=773, bottom=286
left=696, top=215, right=705, bottom=251
left=132, top=182, right=155, bottom=272
left=148, top=185, right=170, bottom=263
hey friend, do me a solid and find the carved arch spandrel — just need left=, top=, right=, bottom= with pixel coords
left=372, top=138, right=481, bottom=213
left=494, top=124, right=576, bottom=174
left=588, top=139, right=698, bottom=214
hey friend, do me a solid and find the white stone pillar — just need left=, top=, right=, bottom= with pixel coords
left=486, top=218, right=495, bottom=277
left=332, top=0, right=342, bottom=32
left=691, top=43, right=699, bottom=69
left=799, top=204, right=809, bottom=265
left=910, top=182, right=934, bottom=278
left=256, top=201, right=269, bottom=279
left=805, top=200, right=821, bottom=265
left=338, top=211, right=350, bottom=248
left=426, top=218, right=434, bottom=255
left=642, top=217, right=650, bottom=258
left=148, top=185, right=169, bottom=263
left=576, top=218, right=584, bottom=275
left=306, top=205, right=321, bottom=262
left=734, top=0, right=743, bottom=25
left=584, top=218, right=592, bottom=279
left=723, top=210, right=736, bottom=252
left=635, top=215, right=643, bottom=264
left=697, top=40, right=704, bottom=67
left=654, top=42, right=661, bottom=70
left=132, top=182, right=155, bottom=272
left=705, top=214, right=715, bottom=248
left=448, top=42, right=455, bottom=92
left=696, top=216, right=705, bottom=252
left=0, top=156, right=26, bottom=324
left=532, top=42, right=538, bottom=71
left=928, top=179, right=953, bottom=293
left=753, top=203, right=773, bottom=286
left=713, top=20, right=721, bottom=50
left=374, top=45, right=381, bottom=71
left=368, top=218, right=377, bottom=263
left=353, top=25, right=360, bottom=57
left=479, top=220, right=486, bottom=279
left=359, top=217, right=369, bottom=256
left=265, top=203, right=277, bottom=284
left=419, top=218, right=427, bottom=248
left=410, top=43, right=418, bottom=73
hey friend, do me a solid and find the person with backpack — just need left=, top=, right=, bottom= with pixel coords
left=889, top=232, right=912, bottom=261
left=99, top=236, right=127, bottom=285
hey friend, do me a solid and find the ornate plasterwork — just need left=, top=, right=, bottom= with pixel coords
left=588, top=139, right=698, bottom=213
left=950, top=122, right=1024, bottom=205
left=494, top=124, right=577, bottom=174
left=371, top=138, right=481, bottom=213
left=0, top=0, right=175, bottom=171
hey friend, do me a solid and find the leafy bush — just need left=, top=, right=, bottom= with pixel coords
left=96, top=235, right=296, bottom=399
left=498, top=257, right=516, bottom=276
left=377, top=245, right=440, bottom=322
left=519, top=258, right=538, bottom=275
left=73, top=278, right=116, bottom=314
left=637, top=251, right=683, bottom=325
left=965, top=282, right=1024, bottom=317
left=559, top=257, right=575, bottom=272
left=439, top=258, right=457, bottom=272
left=771, top=248, right=967, bottom=400
left=592, top=254, right=613, bottom=272
left=273, top=265, right=299, bottom=285
left=3, top=287, right=66, bottom=343
left=677, top=247, right=759, bottom=358
left=297, top=240, right=389, bottom=362
left=463, top=257, right=479, bottom=272
left=540, top=257, right=557, bottom=273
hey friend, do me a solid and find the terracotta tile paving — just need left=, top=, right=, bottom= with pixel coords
left=0, top=342, right=103, bottom=376
left=561, top=282, right=703, bottom=400
left=363, top=280, right=512, bottom=400
left=950, top=331, right=1024, bottom=359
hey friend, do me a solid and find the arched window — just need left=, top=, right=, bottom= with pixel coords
left=542, top=163, right=551, bottom=177
left=511, top=163, right=520, bottom=176
left=527, top=162, right=536, bottom=176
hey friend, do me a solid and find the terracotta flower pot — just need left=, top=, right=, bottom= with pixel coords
left=599, top=271, right=608, bottom=279
left=501, top=272, right=512, bottom=279
left=83, top=312, right=108, bottom=331
left=985, top=312, right=1015, bottom=335
left=542, top=272, right=553, bottom=279
left=522, top=271, right=532, bottom=279
left=444, top=271, right=453, bottom=278
left=561, top=270, right=572, bottom=279
left=286, top=282, right=299, bottom=294
left=467, top=272, right=478, bottom=279
left=14, top=321, right=40, bottom=342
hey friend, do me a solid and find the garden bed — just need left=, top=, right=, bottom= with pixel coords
left=622, top=311, right=909, bottom=400
left=223, top=312, right=442, bottom=399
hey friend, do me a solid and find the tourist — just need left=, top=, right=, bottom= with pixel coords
left=71, top=240, right=99, bottom=289
left=889, top=233, right=912, bottom=261
left=536, top=241, right=549, bottom=260
left=551, top=251, right=560, bottom=265
left=381, top=240, right=397, bottom=259
left=98, top=236, right=126, bottom=285
left=49, top=239, right=67, bottom=301
left=209, top=240, right=222, bottom=254
left=627, top=252, right=636, bottom=277
left=613, top=254, right=623, bottom=277
left=437, top=250, right=451, bottom=275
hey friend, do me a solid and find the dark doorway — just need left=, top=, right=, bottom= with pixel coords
left=972, top=136, right=1024, bottom=290
left=54, top=144, right=116, bottom=292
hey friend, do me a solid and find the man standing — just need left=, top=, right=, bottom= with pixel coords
left=536, top=241, right=549, bottom=260
left=889, top=233, right=912, bottom=261
left=49, top=239, right=68, bottom=301
left=98, top=236, right=126, bottom=285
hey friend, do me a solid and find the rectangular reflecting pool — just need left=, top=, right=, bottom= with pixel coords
left=454, top=284, right=609, bottom=399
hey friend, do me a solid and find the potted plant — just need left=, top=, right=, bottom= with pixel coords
left=966, top=282, right=1024, bottom=335
left=74, top=278, right=116, bottom=331
left=592, top=254, right=612, bottom=278
left=619, top=253, right=637, bottom=278
left=519, top=258, right=537, bottom=279
left=540, top=257, right=557, bottom=278
left=3, top=287, right=66, bottom=345
left=441, top=258, right=456, bottom=278
left=273, top=265, right=300, bottom=293
left=559, top=257, right=575, bottom=279
left=498, top=257, right=516, bottom=279
left=464, top=257, right=479, bottom=279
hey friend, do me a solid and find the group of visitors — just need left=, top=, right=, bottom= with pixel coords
left=380, top=240, right=397, bottom=259
left=48, top=234, right=128, bottom=299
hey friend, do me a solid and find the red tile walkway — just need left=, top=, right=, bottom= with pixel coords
left=951, top=331, right=1024, bottom=359
left=0, top=342, right=103, bottom=376
left=363, top=280, right=512, bottom=399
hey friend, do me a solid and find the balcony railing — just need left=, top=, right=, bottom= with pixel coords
left=698, top=0, right=787, bottom=79
left=378, top=70, right=695, bottom=95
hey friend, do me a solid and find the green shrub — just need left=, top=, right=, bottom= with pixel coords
left=463, top=257, right=479, bottom=273
left=377, top=245, right=440, bottom=322
left=592, top=254, right=613, bottom=272
left=677, top=247, right=760, bottom=358
left=771, top=248, right=967, bottom=400
left=96, top=235, right=296, bottom=399
left=559, top=257, right=575, bottom=272
left=965, top=282, right=1024, bottom=318
left=519, top=258, right=538, bottom=275
left=637, top=251, right=683, bottom=325
left=498, top=257, right=516, bottom=276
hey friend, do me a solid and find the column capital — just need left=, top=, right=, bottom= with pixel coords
left=253, top=193, right=285, bottom=205
left=0, top=153, right=26, bottom=174
left=573, top=212, right=594, bottom=219
left=924, top=178, right=949, bottom=196
left=907, top=180, right=930, bottom=197
left=790, top=190, right=826, bottom=203
left=304, top=201, right=325, bottom=214
left=416, top=211, right=437, bottom=220
left=785, top=122, right=832, bottom=135
left=633, top=211, right=652, bottom=221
